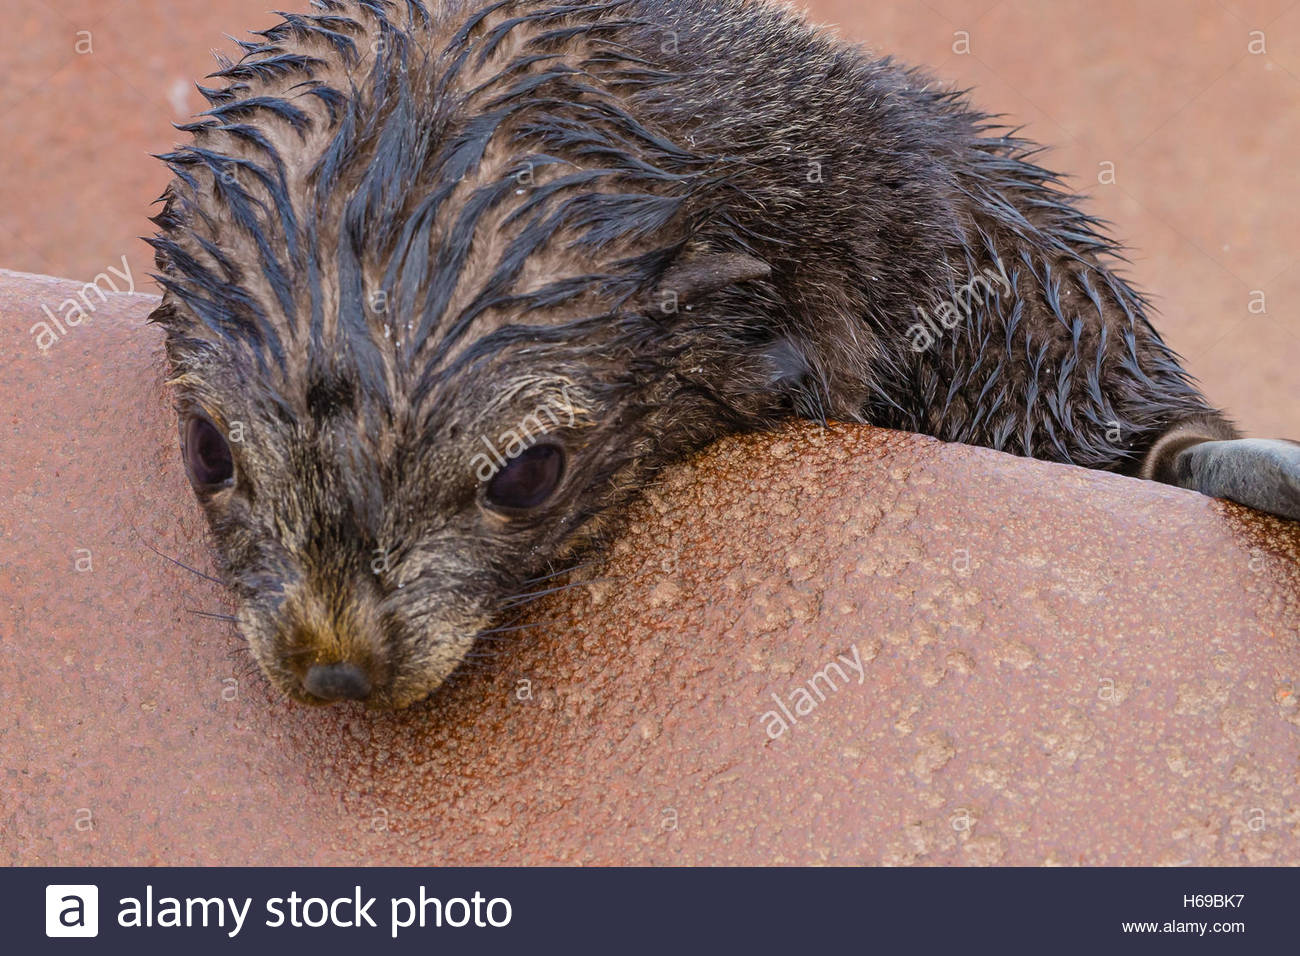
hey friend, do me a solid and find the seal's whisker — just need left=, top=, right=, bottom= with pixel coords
left=139, top=534, right=224, bottom=586
left=188, top=609, right=239, bottom=622
left=519, top=559, right=599, bottom=586
left=499, top=577, right=610, bottom=609
left=477, top=618, right=558, bottom=637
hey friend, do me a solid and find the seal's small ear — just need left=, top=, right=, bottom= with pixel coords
left=761, top=335, right=830, bottom=426
left=644, top=250, right=771, bottom=314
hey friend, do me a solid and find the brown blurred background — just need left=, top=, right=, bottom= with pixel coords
left=1, top=0, right=1295, bottom=436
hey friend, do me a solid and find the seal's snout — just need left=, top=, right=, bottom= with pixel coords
left=273, top=598, right=388, bottom=705
left=303, top=661, right=373, bottom=703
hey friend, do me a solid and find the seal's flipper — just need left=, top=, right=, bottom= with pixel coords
left=1169, top=438, right=1300, bottom=521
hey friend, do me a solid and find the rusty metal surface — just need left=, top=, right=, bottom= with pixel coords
left=2, top=269, right=1299, bottom=865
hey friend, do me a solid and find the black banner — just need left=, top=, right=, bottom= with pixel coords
left=6, top=866, right=1291, bottom=952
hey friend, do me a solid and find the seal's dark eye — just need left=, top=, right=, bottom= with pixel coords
left=184, top=415, right=234, bottom=488
left=485, top=442, right=565, bottom=510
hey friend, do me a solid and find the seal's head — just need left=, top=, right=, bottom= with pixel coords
left=148, top=1, right=789, bottom=707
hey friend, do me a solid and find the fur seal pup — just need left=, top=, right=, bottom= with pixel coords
left=148, top=0, right=1300, bottom=707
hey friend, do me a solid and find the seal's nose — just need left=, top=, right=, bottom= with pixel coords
left=303, top=661, right=372, bottom=702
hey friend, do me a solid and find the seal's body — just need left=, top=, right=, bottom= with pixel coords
left=151, top=0, right=1300, bottom=707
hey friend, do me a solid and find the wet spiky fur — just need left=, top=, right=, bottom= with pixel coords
left=151, top=0, right=1239, bottom=707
